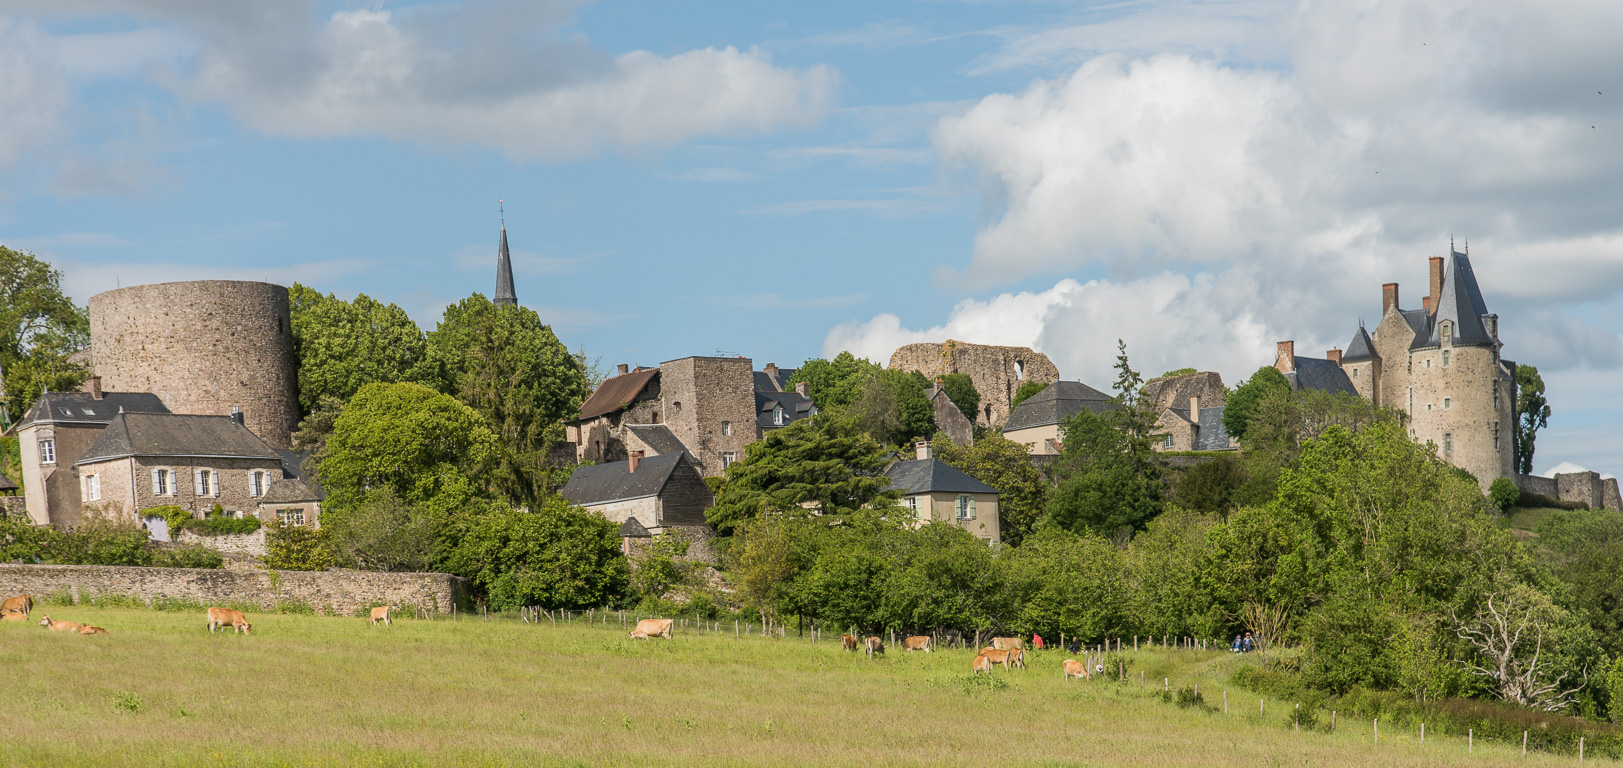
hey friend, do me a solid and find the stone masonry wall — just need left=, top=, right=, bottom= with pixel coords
left=1605, top=478, right=1621, bottom=512
left=659, top=357, right=755, bottom=477
left=0, top=564, right=469, bottom=616
left=176, top=529, right=268, bottom=557
left=889, top=341, right=1059, bottom=428
left=88, top=281, right=299, bottom=449
left=1557, top=471, right=1605, bottom=511
left=1514, top=474, right=1558, bottom=499
left=0, top=497, right=24, bottom=518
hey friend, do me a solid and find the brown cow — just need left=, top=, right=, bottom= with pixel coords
left=37, top=616, right=81, bottom=632
left=2, top=595, right=31, bottom=616
left=369, top=606, right=393, bottom=626
left=901, top=635, right=932, bottom=653
left=206, top=607, right=252, bottom=634
left=864, top=636, right=885, bottom=659
left=979, top=648, right=1012, bottom=670
left=971, top=653, right=993, bottom=674
left=0, top=612, right=29, bottom=622
left=1062, top=659, right=1087, bottom=681
left=841, top=634, right=859, bottom=652
left=991, top=636, right=1025, bottom=651
left=629, top=618, right=674, bottom=640
left=77, top=625, right=108, bottom=635
left=1007, top=648, right=1028, bottom=669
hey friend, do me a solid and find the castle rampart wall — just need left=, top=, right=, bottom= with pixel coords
left=888, top=341, right=1058, bottom=428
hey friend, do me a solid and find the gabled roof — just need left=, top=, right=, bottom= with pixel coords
left=754, top=367, right=798, bottom=392
left=1283, top=358, right=1358, bottom=397
left=0, top=472, right=17, bottom=492
left=757, top=391, right=816, bottom=429
left=14, top=391, right=170, bottom=431
left=1342, top=325, right=1377, bottom=362
left=1420, top=251, right=1494, bottom=348
left=1002, top=380, right=1116, bottom=432
left=619, top=517, right=652, bottom=538
left=560, top=452, right=686, bottom=506
left=578, top=368, right=660, bottom=420
left=885, top=458, right=999, bottom=495
left=77, top=412, right=281, bottom=465
left=625, top=424, right=688, bottom=457
left=260, top=478, right=320, bottom=504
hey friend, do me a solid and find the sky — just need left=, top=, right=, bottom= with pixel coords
left=2, top=0, right=1621, bottom=476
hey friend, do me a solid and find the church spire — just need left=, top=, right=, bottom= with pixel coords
left=494, top=199, right=516, bottom=307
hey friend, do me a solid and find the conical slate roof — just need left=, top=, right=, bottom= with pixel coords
left=494, top=225, right=517, bottom=307
left=1417, top=251, right=1493, bottom=348
left=1342, top=324, right=1377, bottom=362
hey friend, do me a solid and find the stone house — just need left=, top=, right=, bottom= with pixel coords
left=756, top=384, right=817, bottom=434
left=885, top=444, right=1000, bottom=543
left=1272, top=341, right=1358, bottom=396
left=754, top=363, right=798, bottom=393
left=930, top=382, right=974, bottom=447
left=6, top=380, right=170, bottom=527
left=566, top=356, right=763, bottom=476
left=1001, top=381, right=1115, bottom=456
left=888, top=340, right=1060, bottom=428
left=560, top=452, right=715, bottom=546
left=1142, top=372, right=1237, bottom=453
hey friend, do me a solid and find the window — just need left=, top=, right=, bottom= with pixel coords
left=1441, top=322, right=1452, bottom=343
left=250, top=470, right=267, bottom=498
left=1163, top=435, right=1174, bottom=449
left=721, top=421, right=731, bottom=436
left=1425, top=358, right=1432, bottom=368
left=196, top=469, right=217, bottom=497
left=956, top=495, right=975, bottom=520
left=153, top=469, right=171, bottom=496
left=39, top=439, right=55, bottom=465
left=722, top=452, right=737, bottom=468
left=1493, top=380, right=1499, bottom=401
left=773, top=405, right=784, bottom=426
left=1443, top=432, right=1453, bottom=455
left=1352, top=368, right=1359, bottom=377
left=84, top=474, right=100, bottom=501
left=905, top=496, right=918, bottom=511
left=1014, top=360, right=1024, bottom=380
left=277, top=508, right=306, bottom=527
left=1494, top=420, right=1501, bottom=451
left=1426, top=403, right=1433, bottom=411
left=1442, top=350, right=1450, bottom=367
left=1443, top=397, right=1451, bottom=410
left=652, top=412, right=660, bottom=423
left=1408, top=388, right=1413, bottom=414
left=673, top=401, right=682, bottom=413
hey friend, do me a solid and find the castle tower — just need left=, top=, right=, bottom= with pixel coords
left=494, top=221, right=517, bottom=307
left=87, top=281, right=299, bottom=448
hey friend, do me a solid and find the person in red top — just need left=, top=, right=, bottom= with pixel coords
left=1032, top=634, right=1045, bottom=650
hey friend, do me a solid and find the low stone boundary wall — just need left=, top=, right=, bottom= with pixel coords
left=1, top=497, right=24, bottom=518
left=177, top=529, right=268, bottom=557
left=0, top=564, right=469, bottom=616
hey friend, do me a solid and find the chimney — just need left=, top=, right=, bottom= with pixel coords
left=1428, top=256, right=1445, bottom=315
left=795, top=381, right=809, bottom=397
left=229, top=407, right=244, bottom=426
left=1382, top=283, right=1399, bottom=315
left=1421, top=296, right=1432, bottom=312
left=1189, top=394, right=1200, bottom=415
left=914, top=441, right=931, bottom=461
left=1275, top=341, right=1296, bottom=373
left=1326, top=348, right=1342, bottom=366
left=628, top=454, right=639, bottom=474
left=616, top=363, right=629, bottom=376
left=88, top=375, right=103, bottom=400
left=764, top=362, right=779, bottom=383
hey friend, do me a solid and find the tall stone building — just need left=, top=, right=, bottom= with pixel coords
left=1332, top=249, right=1517, bottom=488
left=887, top=340, right=1059, bottom=428
left=567, top=356, right=759, bottom=476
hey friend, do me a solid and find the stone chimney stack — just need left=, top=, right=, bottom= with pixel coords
left=628, top=454, right=639, bottom=473
left=88, top=375, right=103, bottom=400
left=764, top=363, right=780, bottom=386
left=1429, top=256, right=1445, bottom=315
left=1422, top=296, right=1432, bottom=312
left=1382, top=283, right=1399, bottom=315
left=616, top=363, right=629, bottom=376
left=1327, top=349, right=1342, bottom=366
left=1189, top=394, right=1200, bottom=415
left=915, top=440, right=931, bottom=461
left=795, top=381, right=809, bottom=397
left=1275, top=341, right=1296, bottom=374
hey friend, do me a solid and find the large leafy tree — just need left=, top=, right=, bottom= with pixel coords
left=707, top=411, right=900, bottom=537
left=788, top=352, right=879, bottom=410
left=1010, top=380, right=1049, bottom=409
left=931, top=432, right=1050, bottom=546
left=0, top=246, right=89, bottom=424
left=289, top=284, right=431, bottom=413
left=1223, top=365, right=1292, bottom=442
left=444, top=495, right=629, bottom=611
left=849, top=368, right=934, bottom=446
left=1515, top=364, right=1550, bottom=476
left=1043, top=341, right=1165, bottom=537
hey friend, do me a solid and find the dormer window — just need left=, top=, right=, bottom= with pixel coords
left=1441, top=322, right=1452, bottom=343
left=773, top=405, right=784, bottom=426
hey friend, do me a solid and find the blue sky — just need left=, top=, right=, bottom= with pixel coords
left=4, top=0, right=1623, bottom=476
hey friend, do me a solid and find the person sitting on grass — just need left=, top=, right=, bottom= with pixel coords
left=1240, top=632, right=1255, bottom=653
left=1231, top=634, right=1243, bottom=653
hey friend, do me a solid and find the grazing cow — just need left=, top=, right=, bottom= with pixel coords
left=206, top=607, right=252, bottom=635
left=629, top=618, right=674, bottom=640
left=971, top=653, right=993, bottom=674
left=77, top=625, right=108, bottom=635
left=901, top=635, right=932, bottom=653
left=37, top=616, right=81, bottom=632
left=1007, top=648, right=1027, bottom=669
left=864, top=637, right=885, bottom=659
left=1, top=612, right=29, bottom=622
left=979, top=648, right=1012, bottom=670
left=1062, top=659, right=1087, bottom=681
left=2, top=595, right=32, bottom=616
left=991, top=636, right=1024, bottom=651
left=369, top=606, right=393, bottom=626
left=841, top=634, right=859, bottom=652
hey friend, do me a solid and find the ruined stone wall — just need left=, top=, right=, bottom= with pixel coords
left=88, top=281, right=298, bottom=449
left=1514, top=474, right=1558, bottom=499
left=0, top=564, right=469, bottom=615
left=0, top=497, right=24, bottom=518
left=1557, top=471, right=1605, bottom=511
left=931, top=390, right=973, bottom=447
left=1604, top=479, right=1621, bottom=512
left=888, top=341, right=1059, bottom=428
left=1141, top=372, right=1227, bottom=412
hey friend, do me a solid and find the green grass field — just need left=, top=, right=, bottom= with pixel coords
left=0, top=607, right=1587, bottom=767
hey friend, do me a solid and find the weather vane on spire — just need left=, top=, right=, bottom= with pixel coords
left=499, top=198, right=505, bottom=227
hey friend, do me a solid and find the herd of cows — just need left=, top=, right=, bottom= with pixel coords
left=0, top=594, right=398, bottom=636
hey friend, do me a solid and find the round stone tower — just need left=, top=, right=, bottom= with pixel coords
left=88, top=281, right=298, bottom=448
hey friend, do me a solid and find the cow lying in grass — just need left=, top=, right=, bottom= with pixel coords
left=1, top=611, right=29, bottom=622
left=902, top=636, right=932, bottom=653
left=206, top=607, right=252, bottom=634
left=2, top=595, right=31, bottom=616
left=369, top=606, right=393, bottom=626
left=630, top=618, right=673, bottom=640
left=77, top=625, right=108, bottom=635
left=37, top=616, right=81, bottom=632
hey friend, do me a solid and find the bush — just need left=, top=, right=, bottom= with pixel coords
left=149, top=545, right=224, bottom=569
left=1519, top=491, right=1590, bottom=511
left=263, top=520, right=331, bottom=571
left=1172, top=455, right=1244, bottom=518
left=1488, top=477, right=1521, bottom=512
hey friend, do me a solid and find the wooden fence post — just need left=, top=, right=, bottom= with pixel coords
left=1332, top=710, right=1336, bottom=730
left=1468, top=729, right=1473, bottom=754
left=1522, top=730, right=1527, bottom=756
left=1420, top=723, right=1424, bottom=744
left=1373, top=718, right=1377, bottom=743
left=1140, top=671, right=1144, bottom=691
left=1580, top=736, right=1584, bottom=762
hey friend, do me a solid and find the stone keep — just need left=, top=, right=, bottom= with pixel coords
left=88, top=281, right=299, bottom=449
left=888, top=340, right=1059, bottom=428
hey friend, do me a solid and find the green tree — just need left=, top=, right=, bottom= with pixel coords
left=1011, top=380, right=1049, bottom=409
left=848, top=368, right=935, bottom=446
left=732, top=511, right=803, bottom=626
left=1173, top=455, right=1245, bottom=519
left=444, top=496, right=629, bottom=611
left=707, top=411, right=900, bottom=537
left=1004, top=527, right=1129, bottom=641
left=291, top=394, right=345, bottom=481
left=322, top=488, right=439, bottom=572
left=939, top=373, right=980, bottom=424
left=1488, top=477, right=1521, bottom=513
left=932, top=432, right=1050, bottom=546
left=1223, top=366, right=1292, bottom=442
left=263, top=519, right=333, bottom=571
left=0, top=246, right=89, bottom=425
left=788, top=352, right=880, bottom=410
left=878, top=522, right=1001, bottom=634
left=289, top=285, right=431, bottom=412
left=1125, top=508, right=1222, bottom=638
left=1043, top=342, right=1165, bottom=537
left=1516, top=364, right=1550, bottom=476
left=1533, top=509, right=1623, bottom=659
left=628, top=532, right=694, bottom=604
left=1158, top=368, right=1198, bottom=379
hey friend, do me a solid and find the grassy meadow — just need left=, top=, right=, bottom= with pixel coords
left=0, top=606, right=1592, bottom=767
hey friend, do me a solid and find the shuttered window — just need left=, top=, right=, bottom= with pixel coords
left=152, top=469, right=171, bottom=496
left=195, top=469, right=216, bottom=497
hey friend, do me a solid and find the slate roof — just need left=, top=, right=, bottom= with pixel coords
left=885, top=459, right=1000, bottom=496
left=494, top=225, right=517, bottom=307
left=0, top=472, right=17, bottom=492
left=1342, top=324, right=1377, bottom=362
left=578, top=368, right=660, bottom=420
left=1418, top=251, right=1494, bottom=348
left=619, top=517, right=652, bottom=538
left=13, top=391, right=170, bottom=430
left=757, top=391, right=816, bottom=430
left=560, top=452, right=685, bottom=506
left=1283, top=358, right=1359, bottom=397
left=272, top=449, right=325, bottom=500
left=625, top=424, right=689, bottom=457
left=1002, top=381, right=1116, bottom=432
left=76, top=412, right=281, bottom=465
left=754, top=367, right=798, bottom=392
left=1142, top=372, right=1227, bottom=411
left=260, top=479, right=320, bottom=504
left=1193, top=406, right=1234, bottom=451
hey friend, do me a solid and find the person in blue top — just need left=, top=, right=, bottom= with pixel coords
left=1231, top=634, right=1243, bottom=653
left=1240, top=632, right=1255, bottom=653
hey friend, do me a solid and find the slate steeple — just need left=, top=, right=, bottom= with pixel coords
left=494, top=202, right=517, bottom=307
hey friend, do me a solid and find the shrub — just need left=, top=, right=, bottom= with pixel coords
left=1519, top=491, right=1590, bottom=511
left=149, top=545, right=225, bottom=569
left=184, top=516, right=261, bottom=536
left=1172, top=455, right=1244, bottom=518
left=263, top=520, right=332, bottom=571
left=1488, top=477, right=1521, bottom=512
